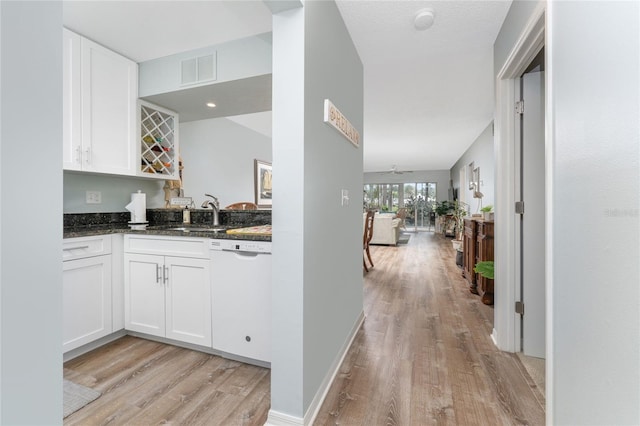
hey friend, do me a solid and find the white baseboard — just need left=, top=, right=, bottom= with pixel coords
left=63, top=329, right=127, bottom=362
left=265, top=410, right=304, bottom=425
left=265, top=311, right=365, bottom=426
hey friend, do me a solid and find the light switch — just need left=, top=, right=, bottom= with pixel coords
left=341, top=189, right=349, bottom=206
left=86, top=191, right=102, bottom=204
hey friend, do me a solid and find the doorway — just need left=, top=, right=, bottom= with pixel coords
left=516, top=48, right=546, bottom=359
left=403, top=182, right=436, bottom=232
left=363, top=182, right=437, bottom=232
left=492, top=1, right=546, bottom=355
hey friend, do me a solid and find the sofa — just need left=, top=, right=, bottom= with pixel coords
left=363, top=212, right=402, bottom=245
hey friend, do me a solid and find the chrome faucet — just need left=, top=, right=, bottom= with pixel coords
left=201, top=193, right=220, bottom=226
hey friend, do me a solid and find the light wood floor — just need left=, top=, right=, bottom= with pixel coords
left=64, top=231, right=545, bottom=425
left=63, top=338, right=270, bottom=425
left=315, top=232, right=545, bottom=425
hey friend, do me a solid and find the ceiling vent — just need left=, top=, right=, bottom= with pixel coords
left=181, top=53, right=217, bottom=86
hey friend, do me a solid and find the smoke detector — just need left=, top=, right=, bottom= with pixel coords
left=414, top=8, right=435, bottom=31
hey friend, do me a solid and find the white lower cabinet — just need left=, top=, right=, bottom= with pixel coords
left=124, top=236, right=211, bottom=347
left=62, top=236, right=113, bottom=353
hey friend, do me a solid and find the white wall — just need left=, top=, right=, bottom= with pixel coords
left=0, top=2, right=63, bottom=422
left=494, top=0, right=541, bottom=76
left=548, top=2, right=639, bottom=424
left=271, top=5, right=305, bottom=417
left=179, top=117, right=272, bottom=208
left=450, top=122, right=494, bottom=211
left=270, top=0, right=364, bottom=421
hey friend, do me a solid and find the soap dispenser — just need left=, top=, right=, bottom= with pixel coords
left=182, top=205, right=191, bottom=224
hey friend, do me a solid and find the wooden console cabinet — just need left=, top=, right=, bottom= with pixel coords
left=463, top=218, right=494, bottom=305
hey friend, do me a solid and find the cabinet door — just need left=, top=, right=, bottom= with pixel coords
left=62, top=28, right=82, bottom=171
left=81, top=37, right=137, bottom=175
left=212, top=251, right=271, bottom=362
left=124, top=253, right=165, bottom=337
left=63, top=255, right=112, bottom=352
left=165, top=256, right=211, bottom=347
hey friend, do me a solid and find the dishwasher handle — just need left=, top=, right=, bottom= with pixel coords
left=222, top=249, right=259, bottom=257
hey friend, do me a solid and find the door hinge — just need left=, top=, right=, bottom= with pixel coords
left=515, top=201, right=525, bottom=215
left=515, top=100, right=524, bottom=114
left=515, top=301, right=525, bottom=315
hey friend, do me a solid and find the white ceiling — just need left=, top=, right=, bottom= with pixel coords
left=63, top=0, right=511, bottom=173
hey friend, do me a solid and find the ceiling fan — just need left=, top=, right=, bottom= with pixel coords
left=385, top=165, right=413, bottom=175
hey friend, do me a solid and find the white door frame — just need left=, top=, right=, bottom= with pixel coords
left=493, top=3, right=546, bottom=352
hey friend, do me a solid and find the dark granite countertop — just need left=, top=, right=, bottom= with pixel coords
left=63, top=210, right=272, bottom=242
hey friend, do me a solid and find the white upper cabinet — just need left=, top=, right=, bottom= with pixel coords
left=62, top=29, right=82, bottom=171
left=63, top=28, right=138, bottom=175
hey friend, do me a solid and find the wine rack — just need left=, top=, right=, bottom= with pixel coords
left=138, top=100, right=179, bottom=179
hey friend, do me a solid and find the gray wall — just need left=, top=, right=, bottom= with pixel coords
left=271, top=0, right=364, bottom=419
left=139, top=33, right=272, bottom=97
left=64, top=172, right=165, bottom=213
left=363, top=170, right=451, bottom=203
left=449, top=122, right=494, bottom=211
left=179, top=117, right=272, bottom=208
left=1, top=2, right=63, bottom=422
left=549, top=2, right=639, bottom=424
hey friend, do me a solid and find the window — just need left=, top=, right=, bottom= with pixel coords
left=364, top=181, right=437, bottom=230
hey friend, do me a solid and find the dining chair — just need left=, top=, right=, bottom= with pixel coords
left=363, top=209, right=375, bottom=272
left=224, top=202, right=258, bottom=210
left=395, top=207, right=408, bottom=230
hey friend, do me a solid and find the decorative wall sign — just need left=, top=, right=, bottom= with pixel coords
left=254, top=159, right=272, bottom=208
left=323, top=99, right=360, bottom=148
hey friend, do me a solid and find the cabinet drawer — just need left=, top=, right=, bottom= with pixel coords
left=63, top=235, right=112, bottom=261
left=124, top=235, right=209, bottom=259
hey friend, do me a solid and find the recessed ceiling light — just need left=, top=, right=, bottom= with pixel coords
left=206, top=102, right=216, bottom=108
left=414, top=8, right=435, bottom=31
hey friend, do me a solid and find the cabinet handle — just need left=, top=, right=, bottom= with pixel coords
left=163, top=265, right=169, bottom=285
left=84, top=146, right=91, bottom=165
left=63, top=245, right=89, bottom=251
left=156, top=265, right=162, bottom=283
left=75, top=146, right=82, bottom=164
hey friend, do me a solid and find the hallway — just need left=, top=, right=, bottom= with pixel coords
left=315, top=232, right=545, bottom=425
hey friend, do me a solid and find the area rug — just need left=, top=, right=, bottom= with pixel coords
left=63, top=379, right=101, bottom=418
left=397, top=233, right=411, bottom=245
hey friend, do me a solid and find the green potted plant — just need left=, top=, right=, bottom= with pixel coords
left=480, top=204, right=494, bottom=221
left=451, top=200, right=468, bottom=240
left=474, top=260, right=494, bottom=280
left=435, top=200, right=468, bottom=238
left=434, top=201, right=451, bottom=234
left=435, top=201, right=451, bottom=216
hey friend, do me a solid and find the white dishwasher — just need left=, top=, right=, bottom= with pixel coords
left=210, top=239, right=272, bottom=364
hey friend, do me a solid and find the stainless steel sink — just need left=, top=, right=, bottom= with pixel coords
left=168, top=227, right=227, bottom=233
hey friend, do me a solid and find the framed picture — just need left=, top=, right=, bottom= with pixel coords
left=254, top=159, right=272, bottom=208
left=468, top=162, right=476, bottom=190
